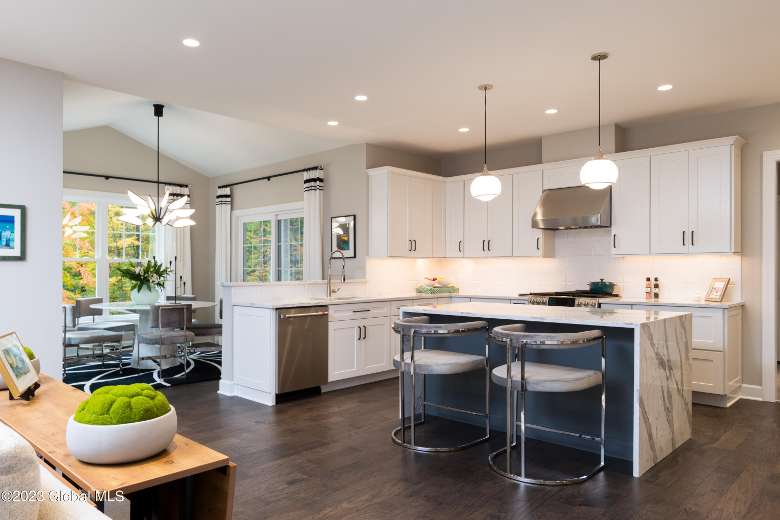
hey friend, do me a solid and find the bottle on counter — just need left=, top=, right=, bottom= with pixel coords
left=645, top=277, right=652, bottom=300
left=653, top=277, right=660, bottom=300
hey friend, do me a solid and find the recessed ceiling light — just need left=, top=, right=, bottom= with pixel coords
left=181, top=38, right=200, bottom=48
left=354, top=94, right=368, bottom=101
left=458, top=127, right=470, bottom=133
left=327, top=120, right=339, bottom=126
left=545, top=108, right=559, bottom=115
left=657, top=84, right=673, bottom=91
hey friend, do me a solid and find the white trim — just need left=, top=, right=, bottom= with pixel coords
left=740, top=384, right=764, bottom=401
left=761, top=150, right=780, bottom=403
left=231, top=201, right=303, bottom=218
left=321, top=370, right=396, bottom=392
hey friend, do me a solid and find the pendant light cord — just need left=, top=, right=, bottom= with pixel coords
left=598, top=57, right=601, bottom=151
left=156, top=113, right=160, bottom=204
left=483, top=86, right=487, bottom=168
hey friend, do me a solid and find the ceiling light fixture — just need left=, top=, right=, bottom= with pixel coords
left=469, top=84, right=502, bottom=202
left=580, top=52, right=619, bottom=190
left=327, top=120, right=339, bottom=126
left=545, top=108, right=559, bottom=115
left=458, top=127, right=470, bottom=133
left=181, top=38, right=200, bottom=48
left=354, top=94, right=368, bottom=101
left=657, top=83, right=673, bottom=92
left=117, top=104, right=196, bottom=228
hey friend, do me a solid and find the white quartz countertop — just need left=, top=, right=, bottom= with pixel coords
left=602, top=297, right=744, bottom=309
left=399, top=302, right=688, bottom=328
left=232, top=294, right=450, bottom=309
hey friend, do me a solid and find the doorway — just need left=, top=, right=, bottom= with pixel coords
left=761, top=150, right=780, bottom=402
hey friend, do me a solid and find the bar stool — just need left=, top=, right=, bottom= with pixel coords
left=489, top=324, right=606, bottom=485
left=391, top=316, right=490, bottom=452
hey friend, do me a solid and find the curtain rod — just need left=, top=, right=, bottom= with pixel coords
left=63, top=170, right=190, bottom=189
left=218, top=165, right=322, bottom=189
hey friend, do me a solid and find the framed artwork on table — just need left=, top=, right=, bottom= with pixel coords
left=331, top=215, right=356, bottom=258
left=0, top=332, right=38, bottom=399
left=704, top=277, right=730, bottom=302
left=0, top=204, right=25, bottom=261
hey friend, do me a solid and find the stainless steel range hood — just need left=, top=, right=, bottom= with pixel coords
left=531, top=185, right=611, bottom=230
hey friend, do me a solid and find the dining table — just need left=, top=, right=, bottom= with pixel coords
left=90, top=300, right=216, bottom=369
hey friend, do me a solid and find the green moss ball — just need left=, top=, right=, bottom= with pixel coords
left=74, top=383, right=171, bottom=425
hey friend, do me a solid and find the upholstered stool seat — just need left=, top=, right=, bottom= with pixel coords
left=187, top=322, right=222, bottom=337
left=391, top=316, right=491, bottom=453
left=394, top=350, right=486, bottom=375
left=491, top=362, right=602, bottom=393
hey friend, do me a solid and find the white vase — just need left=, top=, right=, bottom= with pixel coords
left=66, top=407, right=177, bottom=464
left=0, top=357, right=39, bottom=390
left=130, top=287, right=161, bottom=305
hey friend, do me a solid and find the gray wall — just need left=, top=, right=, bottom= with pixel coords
left=541, top=124, right=624, bottom=163
left=63, top=126, right=215, bottom=304
left=0, top=58, right=64, bottom=378
left=365, top=143, right=441, bottom=174
left=439, top=138, right=542, bottom=177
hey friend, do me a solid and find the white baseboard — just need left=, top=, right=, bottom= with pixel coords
left=322, top=370, right=396, bottom=393
left=218, top=379, right=235, bottom=396
left=693, top=391, right=740, bottom=408
left=740, top=384, right=764, bottom=401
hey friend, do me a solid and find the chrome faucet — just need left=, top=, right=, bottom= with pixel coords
left=327, top=250, right=346, bottom=297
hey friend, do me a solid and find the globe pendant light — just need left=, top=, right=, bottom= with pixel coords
left=580, top=52, right=619, bottom=190
left=470, top=83, right=502, bottom=202
left=117, top=104, right=196, bottom=228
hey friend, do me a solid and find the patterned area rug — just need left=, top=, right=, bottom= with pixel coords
left=63, top=347, right=221, bottom=394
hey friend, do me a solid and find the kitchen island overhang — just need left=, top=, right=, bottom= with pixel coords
left=398, top=302, right=693, bottom=477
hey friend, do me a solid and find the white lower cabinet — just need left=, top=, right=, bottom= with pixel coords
left=233, top=306, right=275, bottom=393
left=612, top=303, right=743, bottom=406
left=328, top=316, right=390, bottom=382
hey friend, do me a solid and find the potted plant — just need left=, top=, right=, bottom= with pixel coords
left=65, top=383, right=177, bottom=464
left=0, top=345, right=39, bottom=390
left=116, top=258, right=171, bottom=304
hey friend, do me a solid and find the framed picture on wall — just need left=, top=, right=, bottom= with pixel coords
left=331, top=215, right=356, bottom=258
left=704, top=277, right=730, bottom=302
left=0, top=204, right=25, bottom=261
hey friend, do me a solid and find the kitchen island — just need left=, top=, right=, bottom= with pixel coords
left=399, top=302, right=692, bottom=477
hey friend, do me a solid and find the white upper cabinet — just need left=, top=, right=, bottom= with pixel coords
left=688, top=145, right=738, bottom=253
left=368, top=167, right=440, bottom=258
left=444, top=180, right=465, bottom=257
left=513, top=169, right=553, bottom=257
left=611, top=156, right=651, bottom=255
left=464, top=172, right=513, bottom=256
left=651, top=150, right=691, bottom=254
left=650, top=140, right=742, bottom=255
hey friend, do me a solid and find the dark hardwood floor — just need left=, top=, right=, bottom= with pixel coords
left=163, top=380, right=780, bottom=520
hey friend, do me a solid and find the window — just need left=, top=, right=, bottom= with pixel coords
left=62, top=191, right=162, bottom=304
left=234, top=203, right=304, bottom=283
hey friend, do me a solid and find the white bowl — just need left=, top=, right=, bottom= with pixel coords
left=0, top=357, right=39, bottom=390
left=66, top=407, right=177, bottom=464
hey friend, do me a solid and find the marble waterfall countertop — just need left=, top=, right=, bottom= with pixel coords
left=400, top=301, right=687, bottom=328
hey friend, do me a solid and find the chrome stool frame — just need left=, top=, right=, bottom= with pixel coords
left=488, top=326, right=606, bottom=486
left=392, top=316, right=491, bottom=453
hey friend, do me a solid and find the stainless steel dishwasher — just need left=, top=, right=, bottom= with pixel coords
left=276, top=306, right=329, bottom=393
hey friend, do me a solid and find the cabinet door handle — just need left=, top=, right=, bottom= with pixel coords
left=487, top=239, right=491, bottom=252
left=536, top=237, right=540, bottom=250
left=682, top=230, right=686, bottom=246
left=408, top=240, right=412, bottom=251
left=691, top=230, right=695, bottom=246
left=357, top=326, right=362, bottom=341
left=613, top=234, right=616, bottom=249
left=482, top=239, right=486, bottom=251
left=413, top=240, right=417, bottom=251
left=458, top=240, right=462, bottom=253
left=363, top=325, right=367, bottom=339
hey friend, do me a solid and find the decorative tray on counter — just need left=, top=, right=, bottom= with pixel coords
left=415, top=285, right=459, bottom=295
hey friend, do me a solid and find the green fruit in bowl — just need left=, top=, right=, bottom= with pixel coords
left=22, top=346, right=35, bottom=360
left=74, top=383, right=171, bottom=426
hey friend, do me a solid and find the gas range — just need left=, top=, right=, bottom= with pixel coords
left=522, top=291, right=620, bottom=308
